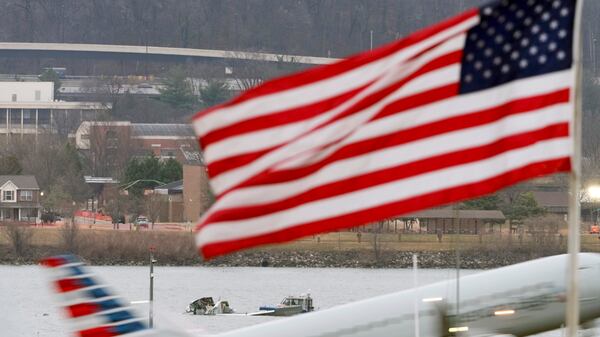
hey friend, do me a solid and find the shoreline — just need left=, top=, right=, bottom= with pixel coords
left=0, top=245, right=567, bottom=269
left=1, top=228, right=586, bottom=269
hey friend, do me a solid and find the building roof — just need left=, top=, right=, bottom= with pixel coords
left=83, top=121, right=131, bottom=127
left=84, top=176, right=119, bottom=184
left=404, top=208, right=505, bottom=220
left=0, top=101, right=106, bottom=109
left=0, top=175, right=39, bottom=189
left=154, top=180, right=183, bottom=194
left=132, top=124, right=195, bottom=139
left=181, top=148, right=205, bottom=166
left=532, top=191, right=568, bottom=208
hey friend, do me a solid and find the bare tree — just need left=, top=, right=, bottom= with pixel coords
left=11, top=0, right=35, bottom=42
left=224, top=51, right=285, bottom=91
left=20, top=134, right=66, bottom=191
left=60, top=219, right=79, bottom=253
left=145, top=193, right=162, bottom=229
left=81, top=76, right=130, bottom=113
left=104, top=191, right=132, bottom=229
left=85, top=121, right=133, bottom=178
left=2, top=222, right=33, bottom=257
left=523, top=214, right=565, bottom=253
left=371, top=220, right=386, bottom=266
left=52, top=109, right=83, bottom=136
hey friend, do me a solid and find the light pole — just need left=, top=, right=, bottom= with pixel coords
left=149, top=246, right=156, bottom=328
left=587, top=185, right=600, bottom=224
left=587, top=185, right=600, bottom=200
left=39, top=191, right=44, bottom=226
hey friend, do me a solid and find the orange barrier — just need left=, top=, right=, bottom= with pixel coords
left=75, top=210, right=113, bottom=222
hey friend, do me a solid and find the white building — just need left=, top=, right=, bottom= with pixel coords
left=0, top=81, right=105, bottom=136
left=0, top=81, right=54, bottom=102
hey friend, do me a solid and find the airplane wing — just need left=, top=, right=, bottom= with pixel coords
left=40, top=255, right=190, bottom=337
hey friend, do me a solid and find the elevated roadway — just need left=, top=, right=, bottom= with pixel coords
left=0, top=42, right=339, bottom=65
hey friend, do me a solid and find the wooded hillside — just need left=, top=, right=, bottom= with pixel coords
left=0, top=0, right=598, bottom=67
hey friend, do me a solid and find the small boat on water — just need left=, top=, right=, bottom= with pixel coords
left=186, top=297, right=235, bottom=315
left=257, top=294, right=314, bottom=317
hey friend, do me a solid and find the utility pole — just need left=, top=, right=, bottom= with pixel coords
left=149, top=247, right=156, bottom=328
left=370, top=30, right=374, bottom=50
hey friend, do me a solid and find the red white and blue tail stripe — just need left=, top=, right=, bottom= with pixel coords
left=41, top=255, right=150, bottom=337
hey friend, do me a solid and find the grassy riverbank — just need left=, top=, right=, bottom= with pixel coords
left=2, top=227, right=600, bottom=268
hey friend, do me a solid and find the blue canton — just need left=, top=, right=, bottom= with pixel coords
left=460, top=0, right=576, bottom=94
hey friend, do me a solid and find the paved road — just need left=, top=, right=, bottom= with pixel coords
left=74, top=216, right=192, bottom=232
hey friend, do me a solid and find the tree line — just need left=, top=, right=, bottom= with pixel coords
left=1, top=1, right=598, bottom=67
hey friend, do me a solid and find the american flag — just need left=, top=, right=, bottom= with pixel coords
left=193, top=0, right=578, bottom=259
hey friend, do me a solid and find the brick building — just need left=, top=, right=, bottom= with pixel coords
left=74, top=121, right=198, bottom=168
left=151, top=152, right=211, bottom=223
left=130, top=123, right=197, bottom=161
left=75, top=121, right=212, bottom=223
left=183, top=162, right=210, bottom=223
left=75, top=121, right=132, bottom=176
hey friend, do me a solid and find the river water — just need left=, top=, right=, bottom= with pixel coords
left=0, top=265, right=563, bottom=337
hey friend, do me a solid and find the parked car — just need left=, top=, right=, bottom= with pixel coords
left=135, top=216, right=149, bottom=229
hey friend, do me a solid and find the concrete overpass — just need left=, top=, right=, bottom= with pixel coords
left=0, top=42, right=339, bottom=65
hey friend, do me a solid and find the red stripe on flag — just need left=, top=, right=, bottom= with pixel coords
left=200, top=157, right=570, bottom=258
left=207, top=147, right=274, bottom=181
left=201, top=123, right=569, bottom=224
left=193, top=8, right=478, bottom=119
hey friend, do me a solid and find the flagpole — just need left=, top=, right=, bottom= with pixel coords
left=566, top=1, right=584, bottom=337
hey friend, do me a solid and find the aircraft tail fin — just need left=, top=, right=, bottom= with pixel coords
left=41, top=255, right=151, bottom=337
